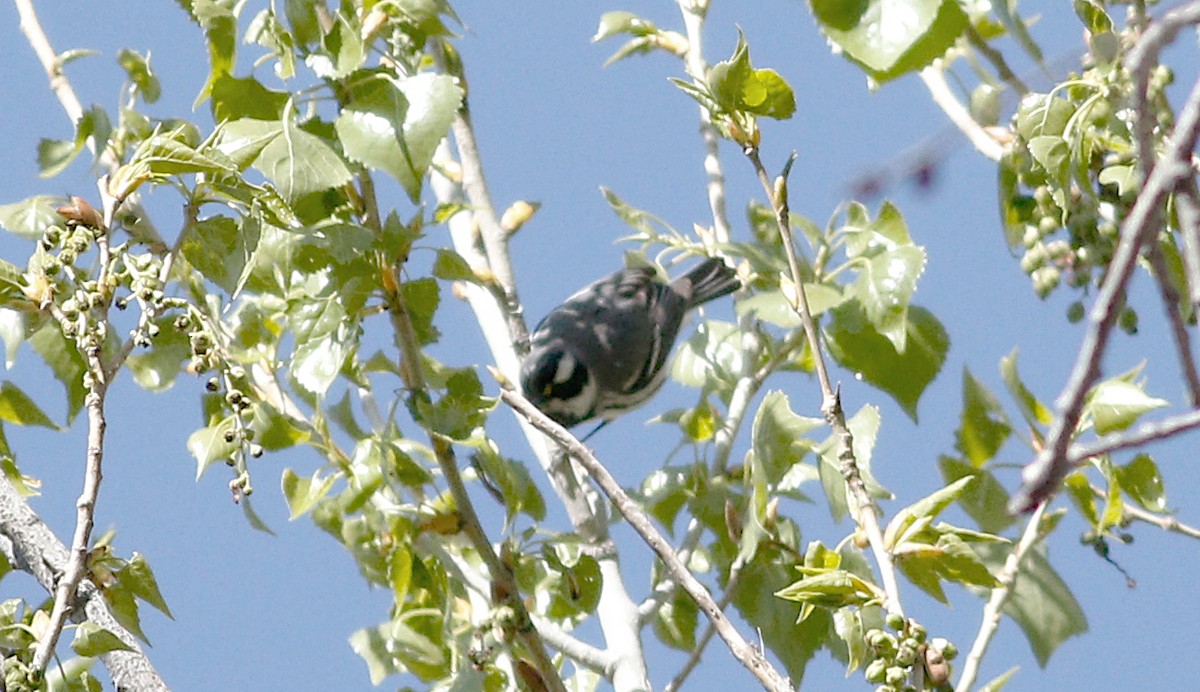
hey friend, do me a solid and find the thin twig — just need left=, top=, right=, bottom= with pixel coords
left=31, top=307, right=110, bottom=673
left=955, top=502, right=1049, bottom=692
left=1011, top=51, right=1200, bottom=511
left=1174, top=178, right=1200, bottom=307
left=1067, top=407, right=1200, bottom=463
left=964, top=24, right=1030, bottom=96
left=1101, top=489, right=1200, bottom=539
left=678, top=0, right=733, bottom=245
left=1147, top=244, right=1200, bottom=404
left=744, top=147, right=904, bottom=617
left=501, top=388, right=794, bottom=692
left=918, top=66, right=1007, bottom=162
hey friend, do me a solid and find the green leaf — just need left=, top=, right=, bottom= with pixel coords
left=187, top=416, right=238, bottom=479
left=0, top=382, right=57, bottom=429
left=974, top=542, right=1088, bottom=666
left=335, top=73, right=464, bottom=202
left=216, top=117, right=353, bottom=201
left=808, top=0, right=969, bottom=83
left=350, top=624, right=403, bottom=685
left=103, top=583, right=148, bottom=644
left=211, top=73, right=290, bottom=122
left=957, top=368, right=1012, bottom=466
left=29, top=324, right=86, bottom=422
left=1098, top=164, right=1137, bottom=197
left=1116, top=453, right=1166, bottom=512
left=401, top=278, right=441, bottom=346
left=1028, top=135, right=1070, bottom=186
left=117, top=49, right=161, bottom=103
left=37, top=138, right=80, bottom=178
left=132, top=134, right=238, bottom=177
left=671, top=319, right=743, bottom=388
left=312, top=14, right=366, bottom=78
left=1064, top=472, right=1099, bottom=526
left=708, top=32, right=795, bottom=119
left=413, top=369, right=494, bottom=440
left=122, top=554, right=173, bottom=618
left=895, top=533, right=999, bottom=603
left=472, top=444, right=546, bottom=527
left=600, top=186, right=676, bottom=238
left=884, top=476, right=975, bottom=549
left=126, top=321, right=191, bottom=392
left=679, top=401, right=718, bottom=442
left=1073, top=0, right=1113, bottom=34
left=750, top=391, right=823, bottom=484
left=0, top=195, right=64, bottom=240
left=826, top=303, right=948, bottom=421
left=71, top=623, right=134, bottom=657
left=180, top=0, right=237, bottom=104
left=1000, top=349, right=1053, bottom=427
left=1086, top=379, right=1168, bottom=434
left=775, top=568, right=886, bottom=610
left=980, top=667, right=1019, bottom=692
left=36, top=105, right=110, bottom=178
left=291, top=308, right=356, bottom=396
left=431, top=248, right=479, bottom=283
left=850, top=244, right=926, bottom=351
left=738, top=283, right=844, bottom=327
left=653, top=586, right=699, bottom=651
left=593, top=11, right=658, bottom=41
left=734, top=556, right=829, bottom=681
left=282, top=467, right=337, bottom=519
left=180, top=214, right=260, bottom=296
left=938, top=456, right=1015, bottom=533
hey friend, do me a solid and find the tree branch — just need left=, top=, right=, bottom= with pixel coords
left=0, top=477, right=167, bottom=691
left=1146, top=243, right=1200, bottom=404
left=1011, top=44, right=1200, bottom=511
left=744, top=147, right=904, bottom=617
left=430, top=123, right=650, bottom=687
left=678, top=0, right=733, bottom=245
left=501, top=388, right=794, bottom=692
left=954, top=502, right=1048, bottom=692
left=1066, top=408, right=1200, bottom=464
left=1173, top=178, right=1200, bottom=307
left=918, top=66, right=1007, bottom=162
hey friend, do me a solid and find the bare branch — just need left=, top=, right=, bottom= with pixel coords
left=1147, top=244, right=1200, bottom=404
left=918, top=66, right=1007, bottom=162
left=1067, top=408, right=1200, bottom=464
left=1174, top=178, right=1200, bottom=307
left=744, top=147, right=904, bottom=618
left=30, top=293, right=111, bottom=674
left=678, top=0, right=733, bottom=245
left=963, top=24, right=1029, bottom=96
left=501, top=388, right=794, bottom=692
left=955, top=502, right=1049, bottom=692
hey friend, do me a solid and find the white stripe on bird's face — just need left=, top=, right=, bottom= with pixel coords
left=552, top=351, right=578, bottom=385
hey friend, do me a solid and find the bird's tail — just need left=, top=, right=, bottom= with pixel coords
left=677, top=257, right=741, bottom=307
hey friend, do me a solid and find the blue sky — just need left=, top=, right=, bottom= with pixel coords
left=0, top=1, right=1198, bottom=690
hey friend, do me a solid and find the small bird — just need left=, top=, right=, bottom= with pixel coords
left=521, top=257, right=740, bottom=428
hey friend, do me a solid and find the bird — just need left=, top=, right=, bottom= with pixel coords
left=520, top=257, right=740, bottom=429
